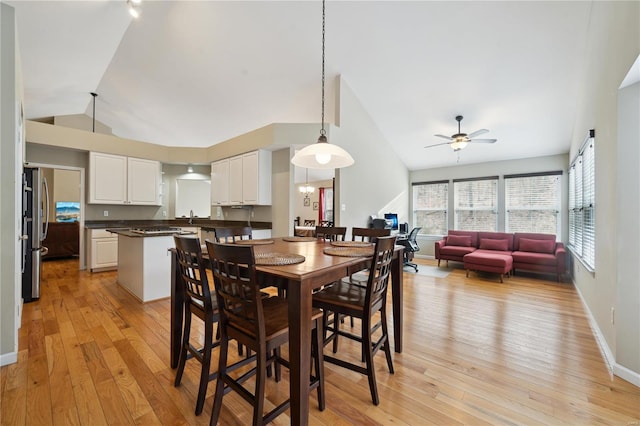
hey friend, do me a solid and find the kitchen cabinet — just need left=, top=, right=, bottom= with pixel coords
left=89, top=152, right=161, bottom=205
left=88, top=229, right=118, bottom=272
left=210, top=159, right=230, bottom=205
left=210, top=150, right=271, bottom=206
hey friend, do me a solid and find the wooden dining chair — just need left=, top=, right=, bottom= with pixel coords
left=315, top=226, right=347, bottom=241
left=312, top=235, right=396, bottom=406
left=351, top=227, right=391, bottom=243
left=213, top=226, right=252, bottom=243
left=205, top=241, right=325, bottom=425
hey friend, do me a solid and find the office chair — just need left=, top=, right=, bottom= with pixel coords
left=399, top=227, right=421, bottom=272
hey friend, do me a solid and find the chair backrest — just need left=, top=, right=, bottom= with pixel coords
left=365, top=236, right=397, bottom=313
left=315, top=226, right=347, bottom=241
left=174, top=235, right=215, bottom=313
left=303, top=219, right=316, bottom=226
left=351, top=227, right=391, bottom=242
left=319, top=220, right=333, bottom=227
left=213, top=226, right=252, bottom=243
left=205, top=241, right=266, bottom=344
left=406, top=227, right=421, bottom=251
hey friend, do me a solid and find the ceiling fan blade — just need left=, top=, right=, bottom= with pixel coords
left=424, top=141, right=451, bottom=149
left=434, top=134, right=453, bottom=141
left=467, top=129, right=489, bottom=138
left=468, top=138, right=497, bottom=144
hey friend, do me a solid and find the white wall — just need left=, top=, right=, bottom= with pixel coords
left=0, top=3, right=23, bottom=365
left=332, top=76, right=409, bottom=229
left=616, top=81, right=640, bottom=376
left=569, top=1, right=639, bottom=384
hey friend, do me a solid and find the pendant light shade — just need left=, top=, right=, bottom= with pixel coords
left=292, top=135, right=354, bottom=169
left=291, top=0, right=354, bottom=170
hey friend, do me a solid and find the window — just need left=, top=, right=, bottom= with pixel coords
left=412, top=181, right=448, bottom=235
left=568, top=131, right=595, bottom=270
left=505, top=172, right=562, bottom=234
left=454, top=177, right=498, bottom=231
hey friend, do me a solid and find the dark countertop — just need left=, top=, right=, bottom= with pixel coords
left=107, top=228, right=197, bottom=238
left=86, top=219, right=271, bottom=230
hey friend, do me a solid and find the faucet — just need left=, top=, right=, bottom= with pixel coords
left=189, top=209, right=194, bottom=225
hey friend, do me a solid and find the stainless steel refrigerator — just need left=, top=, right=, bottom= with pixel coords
left=21, top=167, right=50, bottom=302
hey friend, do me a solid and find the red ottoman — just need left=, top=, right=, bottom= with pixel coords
left=463, top=250, right=513, bottom=283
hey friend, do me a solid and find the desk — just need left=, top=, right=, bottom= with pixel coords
left=170, top=238, right=404, bottom=425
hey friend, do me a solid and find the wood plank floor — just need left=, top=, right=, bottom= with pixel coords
left=2, top=258, right=638, bottom=425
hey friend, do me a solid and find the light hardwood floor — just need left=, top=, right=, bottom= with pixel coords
left=2, top=258, right=638, bottom=425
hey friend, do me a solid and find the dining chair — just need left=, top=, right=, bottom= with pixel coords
left=312, top=235, right=396, bottom=406
left=315, top=226, right=347, bottom=241
left=213, top=226, right=252, bottom=243
left=205, top=241, right=325, bottom=425
left=351, top=227, right=391, bottom=242
left=173, top=235, right=256, bottom=415
left=303, top=219, right=316, bottom=226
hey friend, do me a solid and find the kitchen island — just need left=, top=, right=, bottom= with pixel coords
left=108, top=228, right=195, bottom=302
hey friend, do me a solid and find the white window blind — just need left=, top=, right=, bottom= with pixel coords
left=505, top=172, right=561, bottom=234
left=568, top=131, right=595, bottom=270
left=412, top=181, right=448, bottom=235
left=454, top=177, right=498, bottom=231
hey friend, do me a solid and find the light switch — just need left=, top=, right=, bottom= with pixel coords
left=103, top=210, right=109, bottom=217
left=341, top=204, right=346, bottom=211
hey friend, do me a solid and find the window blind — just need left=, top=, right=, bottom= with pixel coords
left=453, top=178, right=497, bottom=231
left=412, top=181, right=448, bottom=235
left=505, top=173, right=561, bottom=234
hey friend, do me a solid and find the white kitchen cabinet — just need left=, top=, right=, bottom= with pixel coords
left=89, top=152, right=161, bottom=205
left=211, top=159, right=230, bottom=205
left=88, top=229, right=118, bottom=272
left=210, top=150, right=271, bottom=206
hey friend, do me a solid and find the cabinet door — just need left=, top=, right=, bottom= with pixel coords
left=242, top=151, right=259, bottom=204
left=127, top=158, right=161, bottom=205
left=228, top=155, right=244, bottom=205
left=91, top=237, right=118, bottom=269
left=89, top=152, right=127, bottom=204
left=211, top=159, right=229, bottom=205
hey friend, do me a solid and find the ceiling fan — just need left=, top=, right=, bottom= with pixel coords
left=425, top=115, right=497, bottom=152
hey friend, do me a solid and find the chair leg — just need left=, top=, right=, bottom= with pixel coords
left=362, top=317, right=379, bottom=406
left=253, top=350, right=267, bottom=426
left=312, top=319, right=326, bottom=411
left=195, top=317, right=214, bottom=415
left=381, top=306, right=394, bottom=374
left=174, top=309, right=191, bottom=387
left=332, top=313, right=341, bottom=354
left=210, top=337, right=229, bottom=426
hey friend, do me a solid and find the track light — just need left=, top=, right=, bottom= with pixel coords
left=127, top=0, right=141, bottom=18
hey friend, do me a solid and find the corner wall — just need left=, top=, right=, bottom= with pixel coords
left=332, top=76, right=409, bottom=229
left=569, top=1, right=639, bottom=384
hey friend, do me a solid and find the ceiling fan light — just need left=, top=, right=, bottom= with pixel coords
left=451, top=141, right=468, bottom=151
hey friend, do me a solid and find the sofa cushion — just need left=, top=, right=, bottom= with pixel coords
left=464, top=250, right=513, bottom=268
left=439, top=245, right=476, bottom=256
left=519, top=238, right=555, bottom=254
left=446, top=235, right=472, bottom=247
left=512, top=251, right=557, bottom=266
left=479, top=238, right=509, bottom=251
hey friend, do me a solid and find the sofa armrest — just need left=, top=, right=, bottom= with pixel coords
left=555, top=242, right=566, bottom=272
left=435, top=238, right=446, bottom=259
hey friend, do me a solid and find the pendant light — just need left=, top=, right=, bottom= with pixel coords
left=291, top=0, right=354, bottom=170
left=299, top=168, right=315, bottom=195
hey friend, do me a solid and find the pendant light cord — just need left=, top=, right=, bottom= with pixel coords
left=320, top=0, right=326, bottom=137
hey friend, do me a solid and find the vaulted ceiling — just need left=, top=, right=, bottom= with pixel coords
left=8, top=1, right=606, bottom=171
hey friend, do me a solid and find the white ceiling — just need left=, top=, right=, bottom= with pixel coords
left=9, top=1, right=603, bottom=172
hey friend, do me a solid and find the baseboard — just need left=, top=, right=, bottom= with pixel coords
left=573, top=280, right=640, bottom=387
left=0, top=351, right=18, bottom=367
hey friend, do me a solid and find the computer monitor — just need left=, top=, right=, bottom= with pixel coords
left=384, top=213, right=398, bottom=231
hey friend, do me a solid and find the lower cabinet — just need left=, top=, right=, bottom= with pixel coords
left=88, top=229, right=118, bottom=272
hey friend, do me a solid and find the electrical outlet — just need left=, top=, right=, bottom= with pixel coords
left=611, top=307, right=615, bottom=325
left=162, top=210, right=167, bottom=217
left=251, top=210, right=254, bottom=218
left=103, top=210, right=109, bottom=217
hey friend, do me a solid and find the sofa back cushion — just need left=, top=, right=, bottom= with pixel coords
left=447, top=230, right=479, bottom=247
left=478, top=232, right=514, bottom=251
left=514, top=232, right=556, bottom=251
left=446, top=235, right=472, bottom=247
left=519, top=238, right=556, bottom=254
left=479, top=238, right=509, bottom=251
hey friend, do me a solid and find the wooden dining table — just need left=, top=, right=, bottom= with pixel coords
left=169, top=237, right=404, bottom=425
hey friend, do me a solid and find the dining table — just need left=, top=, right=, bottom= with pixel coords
left=169, top=237, right=404, bottom=425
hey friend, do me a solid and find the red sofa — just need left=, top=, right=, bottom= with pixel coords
left=435, top=230, right=566, bottom=282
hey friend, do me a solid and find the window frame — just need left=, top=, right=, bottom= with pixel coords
left=453, top=176, right=498, bottom=232
left=504, top=171, right=562, bottom=235
left=411, top=180, right=448, bottom=236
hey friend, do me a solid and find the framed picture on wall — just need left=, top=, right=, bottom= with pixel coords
left=304, top=197, right=310, bottom=207
left=313, top=201, right=319, bottom=210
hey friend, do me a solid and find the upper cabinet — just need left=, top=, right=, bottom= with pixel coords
left=211, top=150, right=271, bottom=206
left=89, top=152, right=161, bottom=205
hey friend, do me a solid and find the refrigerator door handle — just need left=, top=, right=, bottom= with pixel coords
left=42, top=177, right=50, bottom=241
left=40, top=246, right=49, bottom=256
